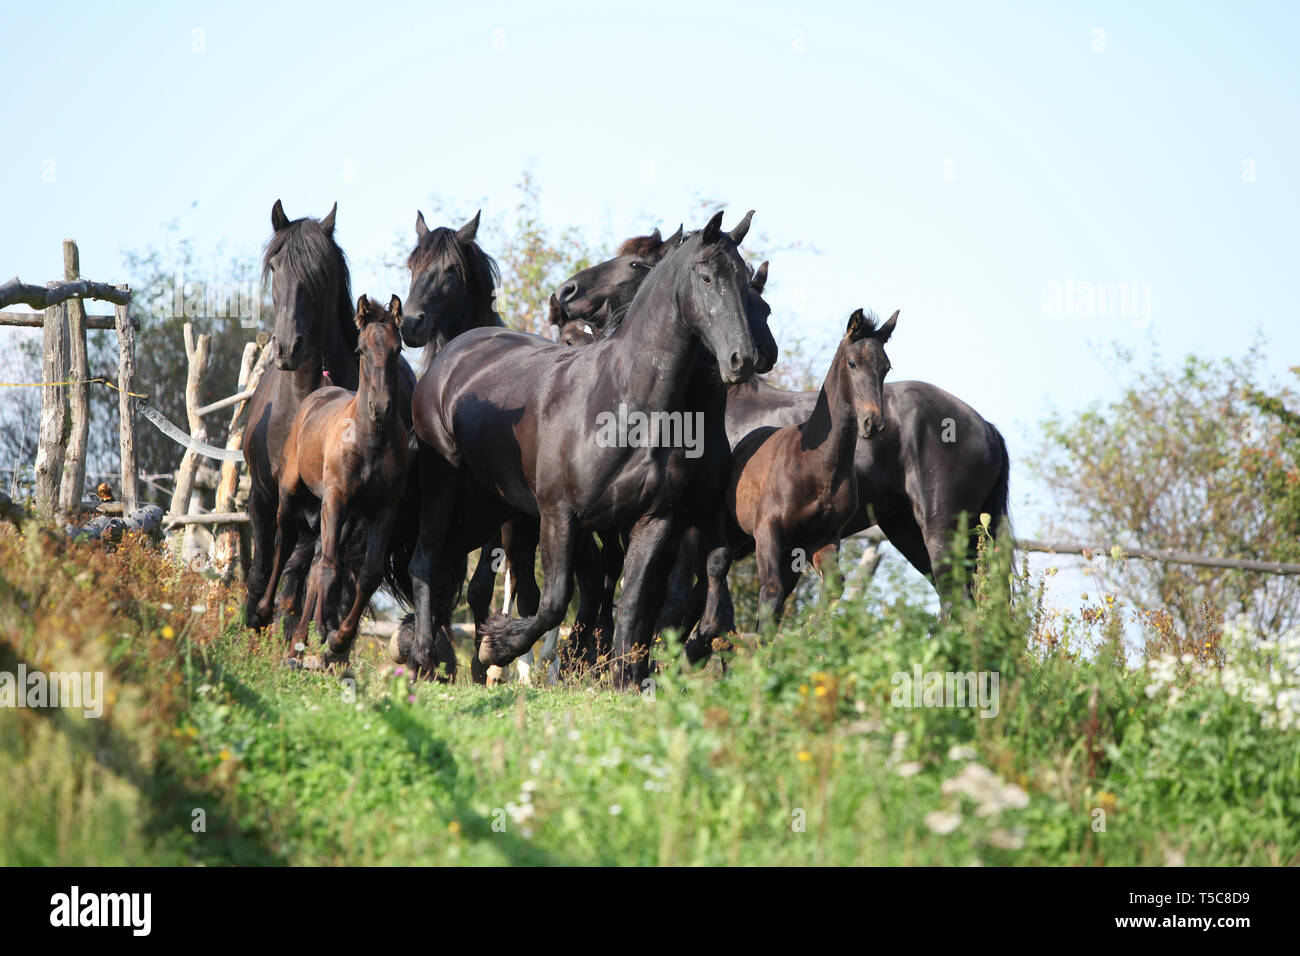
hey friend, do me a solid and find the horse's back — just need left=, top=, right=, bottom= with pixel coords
left=878, top=379, right=1005, bottom=520
left=287, top=386, right=353, bottom=494
left=413, top=326, right=577, bottom=459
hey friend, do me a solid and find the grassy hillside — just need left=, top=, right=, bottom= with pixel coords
left=1, top=525, right=1297, bottom=866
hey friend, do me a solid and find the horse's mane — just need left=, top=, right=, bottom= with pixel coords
left=616, top=232, right=665, bottom=257
left=601, top=231, right=695, bottom=340
left=406, top=225, right=502, bottom=368
left=406, top=226, right=501, bottom=315
left=262, top=216, right=357, bottom=349
left=853, top=309, right=882, bottom=335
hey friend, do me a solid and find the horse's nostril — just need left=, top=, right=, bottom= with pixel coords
left=559, top=282, right=579, bottom=302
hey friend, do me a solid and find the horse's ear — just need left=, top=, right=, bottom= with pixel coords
left=593, top=299, right=613, bottom=324
left=548, top=293, right=563, bottom=327
left=877, top=309, right=899, bottom=343
left=271, top=199, right=290, bottom=232
left=457, top=209, right=481, bottom=243
left=752, top=260, right=769, bottom=294
left=388, top=294, right=403, bottom=327
left=415, top=210, right=430, bottom=239
left=355, top=295, right=370, bottom=329
left=702, top=210, right=726, bottom=244
left=664, top=224, right=684, bottom=253
left=846, top=308, right=867, bottom=338
left=729, top=209, right=755, bottom=246
left=320, top=202, right=337, bottom=236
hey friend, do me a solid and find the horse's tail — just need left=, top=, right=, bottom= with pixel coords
left=981, top=424, right=1012, bottom=542
left=380, top=438, right=420, bottom=609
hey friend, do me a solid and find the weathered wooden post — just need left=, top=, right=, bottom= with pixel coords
left=213, top=338, right=272, bottom=581
left=33, top=285, right=69, bottom=515
left=115, top=284, right=137, bottom=513
left=170, top=323, right=211, bottom=562
left=58, top=240, right=90, bottom=512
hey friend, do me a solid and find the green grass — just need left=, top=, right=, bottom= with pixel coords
left=2, top=526, right=1298, bottom=865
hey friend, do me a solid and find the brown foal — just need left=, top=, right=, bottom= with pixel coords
left=258, top=295, right=410, bottom=664
left=727, top=308, right=899, bottom=630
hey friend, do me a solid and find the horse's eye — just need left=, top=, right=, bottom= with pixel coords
left=699, top=273, right=712, bottom=283
left=354, top=348, right=361, bottom=357
left=848, top=360, right=857, bottom=369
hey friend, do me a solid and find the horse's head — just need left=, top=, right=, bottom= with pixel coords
left=613, top=211, right=756, bottom=382
left=354, top=294, right=405, bottom=424
left=554, top=226, right=682, bottom=328
left=263, top=199, right=348, bottom=371
left=554, top=225, right=777, bottom=376
left=550, top=294, right=608, bottom=346
left=840, top=308, right=899, bottom=439
left=746, top=260, right=778, bottom=374
left=402, top=210, right=499, bottom=354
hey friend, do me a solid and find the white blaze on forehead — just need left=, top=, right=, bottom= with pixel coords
left=581, top=323, right=594, bottom=336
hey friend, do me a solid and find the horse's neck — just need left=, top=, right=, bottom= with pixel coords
left=802, top=347, right=858, bottom=472
left=322, top=297, right=359, bottom=390
left=351, top=365, right=398, bottom=447
left=609, top=279, right=698, bottom=410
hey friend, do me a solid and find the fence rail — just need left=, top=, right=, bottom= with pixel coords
left=1017, top=539, right=1300, bottom=575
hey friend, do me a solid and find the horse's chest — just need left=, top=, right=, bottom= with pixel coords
left=587, top=447, right=691, bottom=520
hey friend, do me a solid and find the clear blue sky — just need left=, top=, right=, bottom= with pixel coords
left=4, top=1, right=1298, bottom=565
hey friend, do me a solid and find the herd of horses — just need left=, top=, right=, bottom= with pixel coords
left=241, top=201, right=1011, bottom=689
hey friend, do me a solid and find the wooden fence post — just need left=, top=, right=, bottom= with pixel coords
left=213, top=339, right=272, bottom=581
left=169, top=323, right=210, bottom=559
left=33, top=286, right=69, bottom=515
left=59, top=240, right=90, bottom=512
left=115, top=285, right=137, bottom=513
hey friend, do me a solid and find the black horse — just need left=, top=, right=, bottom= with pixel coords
left=244, top=201, right=417, bottom=635
left=406, top=211, right=762, bottom=688
left=394, top=209, right=550, bottom=681
left=553, top=234, right=1012, bottom=615
left=401, top=210, right=503, bottom=360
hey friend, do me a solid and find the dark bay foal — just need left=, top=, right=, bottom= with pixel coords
left=728, top=308, right=898, bottom=629
left=259, top=295, right=409, bottom=665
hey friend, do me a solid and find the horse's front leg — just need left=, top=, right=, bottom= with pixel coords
left=311, top=497, right=344, bottom=642
left=244, top=482, right=279, bottom=628
left=689, top=509, right=736, bottom=662
left=408, top=443, right=459, bottom=682
left=610, top=513, right=678, bottom=691
left=594, top=527, right=624, bottom=663
left=255, top=486, right=299, bottom=624
left=812, top=540, right=843, bottom=605
left=655, top=524, right=700, bottom=636
left=754, top=522, right=795, bottom=636
left=292, top=497, right=341, bottom=654
left=466, top=529, right=503, bottom=684
left=327, top=506, right=395, bottom=663
left=478, top=510, right=575, bottom=668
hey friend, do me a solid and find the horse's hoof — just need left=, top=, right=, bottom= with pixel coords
left=300, top=654, right=326, bottom=672
left=476, top=637, right=513, bottom=667
left=322, top=650, right=350, bottom=669
left=486, top=664, right=509, bottom=685
left=477, top=616, right=518, bottom=666
left=388, top=628, right=412, bottom=664
left=282, top=655, right=303, bottom=670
